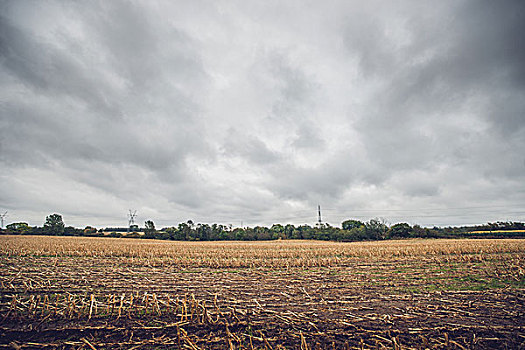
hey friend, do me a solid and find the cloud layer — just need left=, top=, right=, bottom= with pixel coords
left=1, top=0, right=524, bottom=228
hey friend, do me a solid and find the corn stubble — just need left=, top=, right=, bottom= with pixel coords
left=1, top=236, right=524, bottom=349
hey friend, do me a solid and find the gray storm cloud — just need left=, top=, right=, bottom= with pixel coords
left=1, top=0, right=524, bottom=228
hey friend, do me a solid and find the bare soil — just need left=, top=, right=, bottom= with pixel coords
left=0, top=237, right=524, bottom=349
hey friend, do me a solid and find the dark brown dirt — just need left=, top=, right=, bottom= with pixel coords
left=1, top=251, right=524, bottom=349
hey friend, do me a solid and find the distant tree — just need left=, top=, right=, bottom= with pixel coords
left=312, top=223, right=333, bottom=240
left=270, top=224, right=285, bottom=240
left=6, top=222, right=30, bottom=234
left=144, top=220, right=156, bottom=237
left=210, top=224, right=226, bottom=240
left=284, top=224, right=296, bottom=239
left=341, top=225, right=367, bottom=241
left=412, top=224, right=429, bottom=238
left=365, top=218, right=388, bottom=240
left=109, top=231, right=123, bottom=238
left=232, top=227, right=246, bottom=240
left=341, top=219, right=364, bottom=231
left=27, top=226, right=43, bottom=235
left=64, top=226, right=81, bottom=236
left=388, top=223, right=412, bottom=238
left=44, top=214, right=65, bottom=235
left=178, top=222, right=192, bottom=240
left=125, top=232, right=141, bottom=239
left=242, top=227, right=257, bottom=241
left=159, top=226, right=176, bottom=240
left=254, top=226, right=271, bottom=240
left=83, top=226, right=97, bottom=235
left=196, top=223, right=211, bottom=241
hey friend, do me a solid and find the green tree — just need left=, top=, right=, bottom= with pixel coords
left=83, top=226, right=97, bottom=235
left=365, top=218, right=388, bottom=240
left=144, top=220, right=156, bottom=237
left=109, top=231, right=123, bottom=238
left=232, top=227, right=246, bottom=240
left=210, top=224, right=227, bottom=240
left=254, top=226, right=271, bottom=240
left=341, top=219, right=364, bottom=231
left=178, top=222, right=192, bottom=240
left=196, top=223, right=211, bottom=241
left=64, top=226, right=81, bottom=236
left=6, top=222, right=30, bottom=234
left=341, top=225, right=367, bottom=241
left=270, top=224, right=285, bottom=240
left=412, top=224, right=430, bottom=238
left=388, top=223, right=412, bottom=238
left=44, top=214, right=65, bottom=235
left=284, top=224, right=296, bottom=239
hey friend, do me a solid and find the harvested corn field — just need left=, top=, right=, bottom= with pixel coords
left=1, top=236, right=524, bottom=349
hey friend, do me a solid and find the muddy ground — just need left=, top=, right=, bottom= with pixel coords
left=1, top=252, right=524, bottom=349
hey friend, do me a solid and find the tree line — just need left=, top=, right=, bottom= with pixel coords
left=2, top=214, right=525, bottom=241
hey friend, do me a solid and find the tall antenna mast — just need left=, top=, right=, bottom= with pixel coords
left=0, top=211, right=7, bottom=229
left=127, top=210, right=137, bottom=233
left=317, top=205, right=322, bottom=225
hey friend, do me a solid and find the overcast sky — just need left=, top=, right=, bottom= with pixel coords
left=1, top=1, right=524, bottom=228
